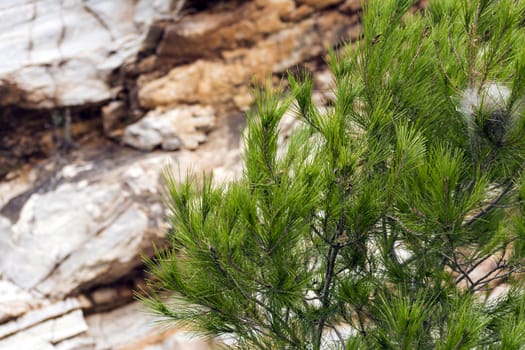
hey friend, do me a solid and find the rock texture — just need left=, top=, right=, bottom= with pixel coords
left=0, top=299, right=216, bottom=350
left=137, top=0, right=360, bottom=111
left=0, top=0, right=365, bottom=348
left=123, top=105, right=216, bottom=151
left=2, top=155, right=162, bottom=295
left=0, top=136, right=242, bottom=348
left=0, top=0, right=176, bottom=109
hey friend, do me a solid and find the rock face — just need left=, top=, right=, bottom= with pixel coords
left=0, top=0, right=365, bottom=348
left=0, top=138, right=242, bottom=349
left=0, top=0, right=361, bottom=111
left=123, top=105, right=216, bottom=151
left=0, top=298, right=217, bottom=350
left=137, top=0, right=360, bottom=111
left=0, top=0, right=176, bottom=109
left=1, top=155, right=167, bottom=294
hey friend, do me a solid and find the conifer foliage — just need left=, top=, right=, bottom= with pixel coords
left=142, top=0, right=525, bottom=348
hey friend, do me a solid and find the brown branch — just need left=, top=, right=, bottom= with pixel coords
left=455, top=253, right=494, bottom=285
left=314, top=243, right=341, bottom=349
left=467, top=254, right=508, bottom=292
left=311, top=223, right=333, bottom=246
left=463, top=181, right=513, bottom=226
left=326, top=323, right=346, bottom=349
left=407, top=26, right=430, bottom=72
left=313, top=212, right=346, bottom=350
left=472, top=269, right=517, bottom=292
left=443, top=250, right=475, bottom=288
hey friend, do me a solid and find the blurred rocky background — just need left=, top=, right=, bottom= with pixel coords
left=0, top=0, right=365, bottom=348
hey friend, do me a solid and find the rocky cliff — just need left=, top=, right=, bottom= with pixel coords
left=0, top=1, right=363, bottom=348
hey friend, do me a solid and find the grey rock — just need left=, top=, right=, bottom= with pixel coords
left=0, top=298, right=81, bottom=339
left=0, top=154, right=172, bottom=297
left=123, top=105, right=216, bottom=152
left=85, top=302, right=217, bottom=350
left=0, top=0, right=175, bottom=108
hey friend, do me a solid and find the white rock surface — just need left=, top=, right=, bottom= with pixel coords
left=23, top=309, right=87, bottom=343
left=0, top=332, right=55, bottom=350
left=0, top=280, right=41, bottom=323
left=0, top=154, right=172, bottom=297
left=0, top=137, right=241, bottom=348
left=0, top=0, right=174, bottom=108
left=0, top=298, right=81, bottom=339
left=123, top=105, right=216, bottom=151
left=86, top=302, right=217, bottom=350
left=0, top=300, right=218, bottom=350
left=0, top=304, right=87, bottom=349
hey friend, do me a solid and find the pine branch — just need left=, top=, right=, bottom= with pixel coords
left=143, top=2, right=525, bottom=348
left=313, top=208, right=347, bottom=349
left=463, top=181, right=513, bottom=226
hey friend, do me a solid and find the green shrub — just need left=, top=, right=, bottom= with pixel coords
left=142, top=0, right=525, bottom=348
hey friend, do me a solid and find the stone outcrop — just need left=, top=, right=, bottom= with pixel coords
left=137, top=0, right=360, bottom=111
left=0, top=0, right=177, bottom=109
left=1, top=155, right=164, bottom=296
left=0, top=299, right=216, bottom=350
left=0, top=0, right=365, bottom=348
left=0, top=133, right=242, bottom=348
left=123, top=105, right=216, bottom=151
left=0, top=0, right=361, bottom=111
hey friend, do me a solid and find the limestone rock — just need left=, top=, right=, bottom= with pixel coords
left=156, top=0, right=295, bottom=62
left=0, top=332, right=55, bottom=350
left=0, top=154, right=171, bottom=297
left=0, top=280, right=41, bottom=323
left=35, top=203, right=151, bottom=297
left=85, top=302, right=217, bottom=350
left=0, top=299, right=87, bottom=349
left=0, top=128, right=243, bottom=301
left=139, top=11, right=360, bottom=110
left=20, top=309, right=87, bottom=343
left=55, top=336, right=96, bottom=350
left=297, top=0, right=343, bottom=9
left=340, top=0, right=362, bottom=12
left=0, top=138, right=242, bottom=348
left=123, top=105, right=216, bottom=151
left=0, top=0, right=175, bottom=108
left=0, top=298, right=81, bottom=339
left=0, top=300, right=217, bottom=350
left=90, top=287, right=120, bottom=307
left=102, top=101, right=128, bottom=137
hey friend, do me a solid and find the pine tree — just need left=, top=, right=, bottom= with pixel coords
left=141, top=0, right=525, bottom=348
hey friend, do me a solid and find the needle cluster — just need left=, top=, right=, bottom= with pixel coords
left=141, top=1, right=525, bottom=348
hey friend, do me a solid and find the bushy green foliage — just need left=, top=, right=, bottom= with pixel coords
left=141, top=0, right=525, bottom=348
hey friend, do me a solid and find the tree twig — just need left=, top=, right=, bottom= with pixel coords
left=463, top=181, right=513, bottom=226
